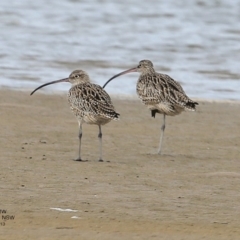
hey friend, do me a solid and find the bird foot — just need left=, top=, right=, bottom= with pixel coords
left=98, top=159, right=104, bottom=162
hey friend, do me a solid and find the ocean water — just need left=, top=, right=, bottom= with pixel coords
left=0, top=0, right=240, bottom=100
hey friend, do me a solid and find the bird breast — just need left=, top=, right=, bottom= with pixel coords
left=67, top=83, right=118, bottom=124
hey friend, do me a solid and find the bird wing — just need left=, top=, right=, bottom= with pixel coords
left=68, top=83, right=119, bottom=119
left=137, top=73, right=196, bottom=109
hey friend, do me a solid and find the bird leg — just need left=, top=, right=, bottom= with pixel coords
left=98, top=125, right=103, bottom=162
left=75, top=122, right=83, bottom=161
left=158, top=114, right=166, bottom=155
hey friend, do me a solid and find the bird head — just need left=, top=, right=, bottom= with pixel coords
left=136, top=60, right=154, bottom=73
left=30, top=70, right=90, bottom=95
left=68, top=70, right=90, bottom=85
left=102, top=59, right=155, bottom=89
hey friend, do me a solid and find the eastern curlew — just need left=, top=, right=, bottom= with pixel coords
left=31, top=70, right=119, bottom=161
left=103, top=60, right=198, bottom=154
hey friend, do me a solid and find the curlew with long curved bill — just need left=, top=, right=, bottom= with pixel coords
left=31, top=70, right=119, bottom=161
left=103, top=60, right=198, bottom=154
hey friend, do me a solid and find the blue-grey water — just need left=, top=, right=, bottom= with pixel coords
left=0, top=0, right=240, bottom=100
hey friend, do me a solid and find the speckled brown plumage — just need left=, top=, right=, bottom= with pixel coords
left=136, top=60, right=198, bottom=116
left=68, top=81, right=119, bottom=125
left=31, top=70, right=119, bottom=161
left=103, top=60, right=198, bottom=154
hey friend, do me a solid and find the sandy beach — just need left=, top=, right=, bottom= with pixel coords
left=1, top=89, right=240, bottom=240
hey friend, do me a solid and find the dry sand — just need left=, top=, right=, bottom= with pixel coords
left=0, top=89, right=240, bottom=240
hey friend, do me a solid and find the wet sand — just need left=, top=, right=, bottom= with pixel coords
left=1, top=89, right=240, bottom=240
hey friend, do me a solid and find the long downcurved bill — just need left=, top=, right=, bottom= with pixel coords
left=30, top=78, right=69, bottom=95
left=102, top=67, right=137, bottom=89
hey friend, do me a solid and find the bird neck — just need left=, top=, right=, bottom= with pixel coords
left=141, top=68, right=155, bottom=75
left=73, top=79, right=90, bottom=86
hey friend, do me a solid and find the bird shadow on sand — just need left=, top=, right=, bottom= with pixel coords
left=144, top=152, right=201, bottom=160
left=72, top=159, right=111, bottom=163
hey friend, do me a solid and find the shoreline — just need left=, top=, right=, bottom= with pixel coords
left=1, top=87, right=240, bottom=104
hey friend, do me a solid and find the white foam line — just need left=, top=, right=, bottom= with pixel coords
left=71, top=216, right=80, bottom=219
left=50, top=207, right=78, bottom=212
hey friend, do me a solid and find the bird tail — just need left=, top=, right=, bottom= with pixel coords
left=113, top=112, right=120, bottom=120
left=185, top=101, right=198, bottom=110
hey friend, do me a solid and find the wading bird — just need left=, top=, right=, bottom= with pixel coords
left=31, top=70, right=119, bottom=161
left=103, top=60, right=198, bottom=154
